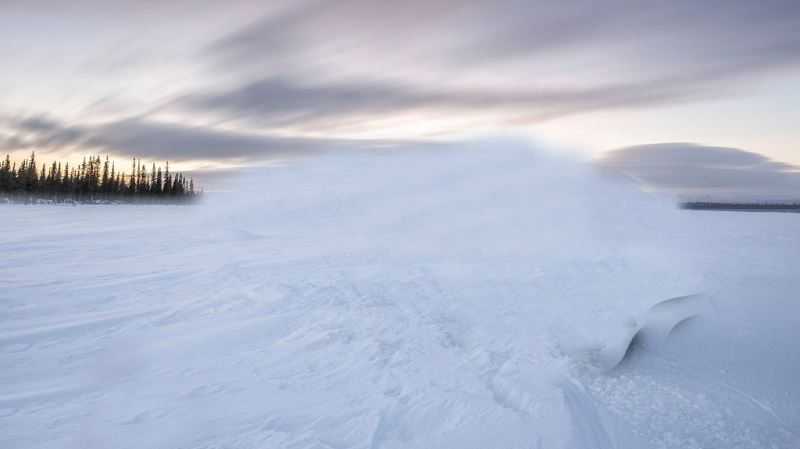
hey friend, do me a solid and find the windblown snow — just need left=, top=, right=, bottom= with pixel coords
left=2, top=141, right=799, bottom=448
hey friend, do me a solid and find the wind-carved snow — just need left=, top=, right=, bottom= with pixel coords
left=1, top=140, right=798, bottom=448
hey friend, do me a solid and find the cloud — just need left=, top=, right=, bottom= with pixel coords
left=209, top=0, right=800, bottom=83
left=190, top=0, right=800, bottom=132
left=14, top=115, right=64, bottom=133
left=0, top=114, right=422, bottom=162
left=598, top=143, right=800, bottom=200
left=3, top=1, right=799, bottom=166
left=176, top=74, right=722, bottom=131
left=0, top=115, right=86, bottom=151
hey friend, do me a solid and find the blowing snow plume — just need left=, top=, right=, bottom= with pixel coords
left=2, top=138, right=799, bottom=449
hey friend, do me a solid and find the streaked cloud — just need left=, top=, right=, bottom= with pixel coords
left=0, top=0, right=798, bottom=167
left=0, top=115, right=418, bottom=162
left=176, top=75, right=721, bottom=131
left=210, top=0, right=800, bottom=82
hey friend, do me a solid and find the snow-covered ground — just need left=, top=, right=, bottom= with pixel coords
left=2, top=141, right=799, bottom=448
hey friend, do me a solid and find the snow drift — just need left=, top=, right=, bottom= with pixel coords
left=1, top=139, right=798, bottom=448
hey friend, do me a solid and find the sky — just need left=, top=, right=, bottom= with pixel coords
left=1, top=0, right=798, bottom=196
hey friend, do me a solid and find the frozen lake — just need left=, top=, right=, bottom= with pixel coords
left=2, top=145, right=799, bottom=448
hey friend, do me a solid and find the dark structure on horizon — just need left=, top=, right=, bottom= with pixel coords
left=680, top=201, right=800, bottom=213
left=0, top=153, right=200, bottom=203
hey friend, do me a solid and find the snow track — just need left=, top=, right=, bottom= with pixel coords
left=2, top=142, right=798, bottom=448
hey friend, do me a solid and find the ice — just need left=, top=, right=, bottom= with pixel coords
left=1, top=140, right=798, bottom=448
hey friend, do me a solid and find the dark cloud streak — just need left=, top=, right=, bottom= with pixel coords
left=177, top=73, right=728, bottom=130
left=0, top=115, right=419, bottom=162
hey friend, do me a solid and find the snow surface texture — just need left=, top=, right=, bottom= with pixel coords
left=2, top=140, right=799, bottom=448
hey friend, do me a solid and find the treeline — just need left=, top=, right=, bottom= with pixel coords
left=680, top=201, right=800, bottom=213
left=0, top=153, right=200, bottom=203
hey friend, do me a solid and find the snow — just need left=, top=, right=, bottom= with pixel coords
left=2, top=140, right=799, bottom=448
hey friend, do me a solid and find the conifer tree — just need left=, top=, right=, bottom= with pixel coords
left=0, top=153, right=199, bottom=203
